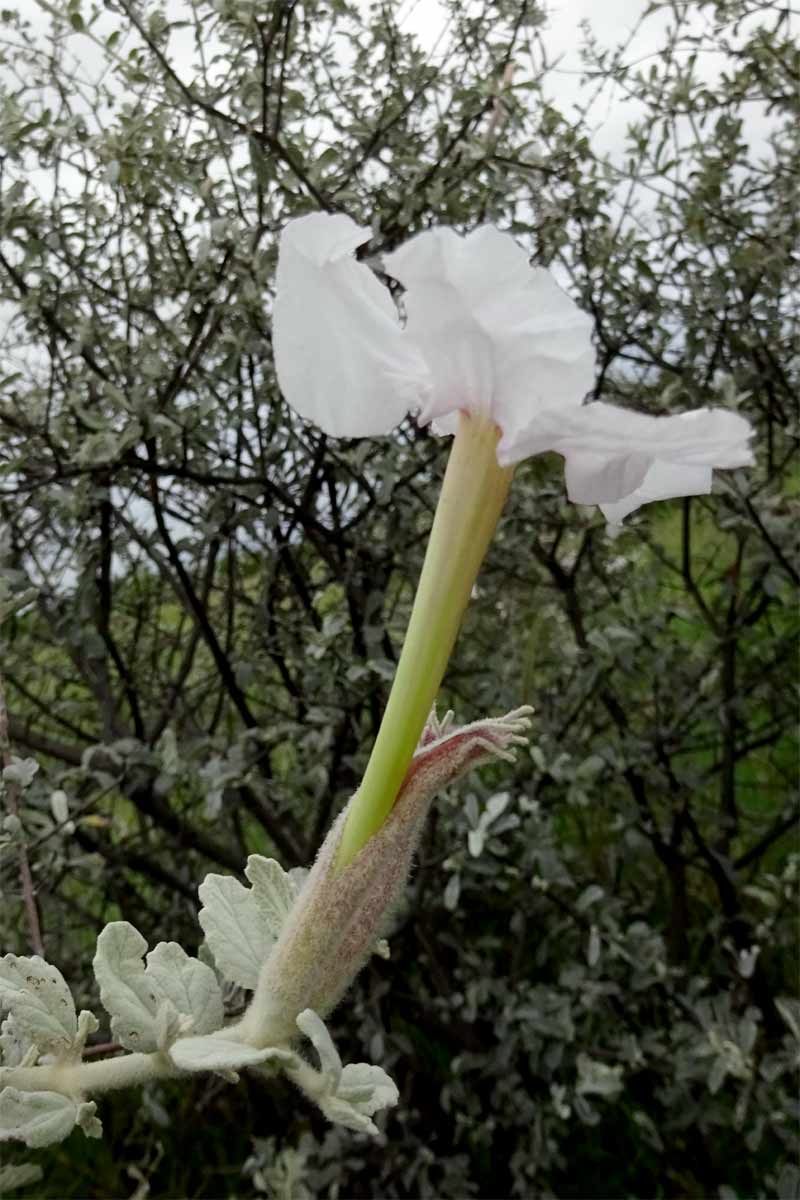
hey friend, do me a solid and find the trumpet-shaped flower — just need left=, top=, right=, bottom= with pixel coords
left=273, top=212, right=753, bottom=519
left=272, top=213, right=754, bottom=869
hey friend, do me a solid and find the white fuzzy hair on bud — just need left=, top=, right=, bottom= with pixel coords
left=238, top=707, right=534, bottom=1048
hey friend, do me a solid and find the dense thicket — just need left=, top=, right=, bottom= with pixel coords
left=0, top=0, right=797, bottom=1196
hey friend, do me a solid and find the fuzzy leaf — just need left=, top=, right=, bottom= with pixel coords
left=93, top=923, right=159, bottom=1051
left=169, top=1035, right=296, bottom=1073
left=0, top=1089, right=78, bottom=1147
left=198, top=874, right=273, bottom=989
left=73, top=1010, right=100, bottom=1057
left=296, top=1008, right=341, bottom=1084
left=2, top=757, right=39, bottom=788
left=576, top=1052, right=624, bottom=1100
left=154, top=998, right=184, bottom=1052
left=0, top=956, right=77, bottom=1054
left=145, top=942, right=224, bottom=1036
left=319, top=1061, right=399, bottom=1136
left=75, top=1101, right=102, bottom=1139
left=338, top=1062, right=399, bottom=1115
left=245, top=855, right=298, bottom=939
left=295, top=1009, right=398, bottom=1136
left=0, top=1015, right=30, bottom=1067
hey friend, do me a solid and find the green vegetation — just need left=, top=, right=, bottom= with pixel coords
left=1, top=0, right=797, bottom=1196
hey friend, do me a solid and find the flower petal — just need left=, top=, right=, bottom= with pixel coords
left=600, top=462, right=713, bottom=524
left=564, top=451, right=653, bottom=505
left=384, top=226, right=594, bottom=443
left=273, top=214, right=429, bottom=437
left=509, top=401, right=754, bottom=517
left=510, top=401, right=754, bottom=466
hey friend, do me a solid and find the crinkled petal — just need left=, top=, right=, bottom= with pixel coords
left=273, top=214, right=429, bottom=437
left=385, top=226, right=594, bottom=439
left=509, top=401, right=754, bottom=468
left=564, top=451, right=653, bottom=505
left=510, top=400, right=754, bottom=517
left=600, top=462, right=713, bottom=524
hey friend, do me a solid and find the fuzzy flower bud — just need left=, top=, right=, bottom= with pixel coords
left=239, top=707, right=533, bottom=1047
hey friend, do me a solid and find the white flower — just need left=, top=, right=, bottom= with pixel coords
left=273, top=213, right=754, bottom=520
left=273, top=213, right=593, bottom=454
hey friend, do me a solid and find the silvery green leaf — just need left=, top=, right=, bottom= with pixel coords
left=337, top=1062, right=399, bottom=1115
left=708, top=1055, right=727, bottom=1094
left=776, top=997, right=800, bottom=1043
left=587, top=924, right=601, bottom=967
left=73, top=1010, right=100, bottom=1057
left=158, top=728, right=181, bottom=775
left=0, top=1088, right=78, bottom=1147
left=467, top=828, right=484, bottom=858
left=443, top=873, right=461, bottom=912
left=0, top=955, right=77, bottom=1054
left=2, top=757, right=39, bottom=788
left=50, top=790, right=70, bottom=825
left=530, top=745, right=547, bottom=772
left=485, top=792, right=510, bottom=822
left=294, top=1011, right=398, bottom=1136
left=204, top=788, right=224, bottom=819
left=154, top=998, right=184, bottom=1052
left=199, top=756, right=231, bottom=818
left=736, top=945, right=760, bottom=978
left=288, top=867, right=309, bottom=894
left=575, top=1053, right=624, bottom=1100
left=296, top=1009, right=341, bottom=1085
left=93, top=923, right=159, bottom=1052
left=75, top=1100, right=102, bottom=1139
left=576, top=884, right=605, bottom=912
left=319, top=1062, right=399, bottom=1136
left=245, top=856, right=297, bottom=940
left=464, top=793, right=480, bottom=827
left=169, top=1035, right=296, bottom=1073
left=776, top=1164, right=800, bottom=1200
left=145, top=941, right=224, bottom=1036
left=576, top=753, right=606, bottom=778
left=320, top=1094, right=378, bottom=1134
left=739, top=1014, right=758, bottom=1055
left=2, top=813, right=22, bottom=837
left=198, top=874, right=273, bottom=990
left=0, top=1016, right=32, bottom=1068
left=0, top=1162, right=44, bottom=1190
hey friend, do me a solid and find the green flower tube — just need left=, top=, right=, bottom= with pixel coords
left=334, top=412, right=514, bottom=870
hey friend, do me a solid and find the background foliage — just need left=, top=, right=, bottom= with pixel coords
left=0, top=0, right=797, bottom=1196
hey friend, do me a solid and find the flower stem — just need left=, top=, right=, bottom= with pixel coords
left=334, top=412, right=514, bottom=871
left=1, top=1051, right=179, bottom=1099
